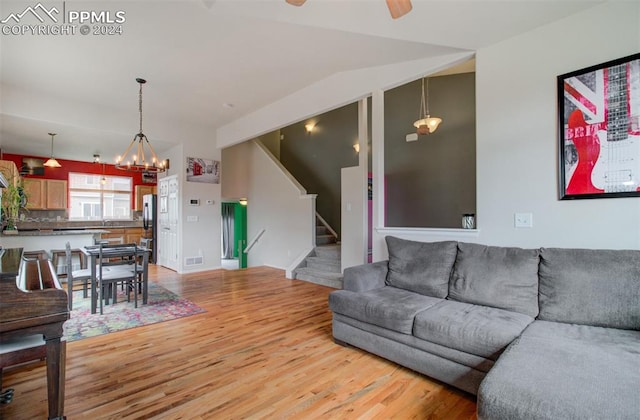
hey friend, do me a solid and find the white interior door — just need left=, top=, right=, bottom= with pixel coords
left=158, top=175, right=179, bottom=271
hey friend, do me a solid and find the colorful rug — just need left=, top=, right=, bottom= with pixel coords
left=63, top=283, right=205, bottom=342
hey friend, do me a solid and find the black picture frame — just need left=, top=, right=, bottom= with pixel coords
left=558, top=52, right=640, bottom=200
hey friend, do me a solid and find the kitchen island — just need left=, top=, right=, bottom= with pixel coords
left=0, top=229, right=108, bottom=253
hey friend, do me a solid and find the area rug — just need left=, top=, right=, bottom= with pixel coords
left=63, top=283, right=205, bottom=342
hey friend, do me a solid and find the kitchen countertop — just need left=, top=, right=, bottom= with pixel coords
left=15, top=221, right=143, bottom=230
left=1, top=229, right=108, bottom=237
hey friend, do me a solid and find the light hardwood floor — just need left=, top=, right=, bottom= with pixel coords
left=1, top=265, right=477, bottom=419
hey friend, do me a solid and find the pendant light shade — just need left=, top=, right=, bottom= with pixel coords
left=44, top=133, right=62, bottom=168
left=115, top=78, right=167, bottom=173
left=413, top=77, right=442, bottom=135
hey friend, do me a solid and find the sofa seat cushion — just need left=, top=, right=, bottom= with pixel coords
left=538, top=247, right=640, bottom=330
left=478, top=321, right=640, bottom=420
left=413, top=300, right=534, bottom=360
left=329, top=287, right=442, bottom=334
left=334, top=313, right=496, bottom=374
left=448, top=242, right=540, bottom=317
left=385, top=236, right=458, bottom=298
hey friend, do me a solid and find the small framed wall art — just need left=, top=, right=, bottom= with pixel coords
left=558, top=52, right=640, bottom=200
left=186, top=157, right=220, bottom=184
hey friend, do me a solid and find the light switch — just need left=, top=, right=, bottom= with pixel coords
left=514, top=213, right=533, bottom=228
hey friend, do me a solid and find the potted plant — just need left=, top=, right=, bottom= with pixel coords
left=1, top=177, right=26, bottom=233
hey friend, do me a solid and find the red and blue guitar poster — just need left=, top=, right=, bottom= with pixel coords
left=559, top=53, right=640, bottom=199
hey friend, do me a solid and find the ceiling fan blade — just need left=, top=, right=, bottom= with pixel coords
left=285, top=0, right=307, bottom=6
left=386, top=0, right=412, bottom=19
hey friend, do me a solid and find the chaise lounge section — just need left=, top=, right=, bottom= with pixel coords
left=329, top=237, right=640, bottom=419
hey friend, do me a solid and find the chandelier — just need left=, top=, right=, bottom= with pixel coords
left=115, top=78, right=167, bottom=173
left=413, top=77, right=442, bottom=135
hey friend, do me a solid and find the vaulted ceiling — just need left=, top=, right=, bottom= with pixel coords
left=0, top=0, right=601, bottom=163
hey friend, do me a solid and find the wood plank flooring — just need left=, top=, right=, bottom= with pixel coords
left=1, top=265, right=477, bottom=419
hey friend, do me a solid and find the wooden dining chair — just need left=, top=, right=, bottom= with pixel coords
left=65, top=242, right=92, bottom=311
left=65, top=242, right=121, bottom=311
left=97, top=243, right=141, bottom=314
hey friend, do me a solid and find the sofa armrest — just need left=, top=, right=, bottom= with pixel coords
left=342, top=260, right=388, bottom=292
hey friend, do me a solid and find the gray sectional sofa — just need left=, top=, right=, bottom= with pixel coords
left=328, top=236, right=640, bottom=419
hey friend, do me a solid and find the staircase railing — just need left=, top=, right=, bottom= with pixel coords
left=316, top=212, right=338, bottom=241
left=244, top=228, right=266, bottom=254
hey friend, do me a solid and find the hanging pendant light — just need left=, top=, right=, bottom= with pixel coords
left=413, top=77, right=442, bottom=135
left=94, top=156, right=107, bottom=185
left=115, top=78, right=167, bottom=173
left=44, top=133, right=62, bottom=168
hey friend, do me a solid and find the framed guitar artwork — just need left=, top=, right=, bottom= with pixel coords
left=558, top=52, right=640, bottom=200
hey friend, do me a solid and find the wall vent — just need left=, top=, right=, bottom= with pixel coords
left=185, top=256, right=203, bottom=266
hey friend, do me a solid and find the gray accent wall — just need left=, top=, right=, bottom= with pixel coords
left=384, top=72, right=476, bottom=228
left=280, top=103, right=359, bottom=236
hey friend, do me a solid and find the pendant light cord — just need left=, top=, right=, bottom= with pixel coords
left=420, top=78, right=426, bottom=119
left=49, top=133, right=56, bottom=157
left=139, top=82, right=144, bottom=134
left=425, top=78, right=430, bottom=116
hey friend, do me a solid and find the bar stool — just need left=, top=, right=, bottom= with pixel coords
left=139, top=238, right=151, bottom=249
left=51, top=248, right=86, bottom=278
left=22, top=250, right=49, bottom=260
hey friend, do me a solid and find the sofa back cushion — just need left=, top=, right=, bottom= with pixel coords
left=538, top=248, right=640, bottom=330
left=448, top=242, right=540, bottom=317
left=385, top=236, right=457, bottom=298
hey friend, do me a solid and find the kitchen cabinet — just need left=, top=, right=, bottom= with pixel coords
left=23, top=179, right=67, bottom=209
left=0, top=160, right=19, bottom=186
left=125, top=227, right=143, bottom=245
left=46, top=180, right=67, bottom=209
left=134, top=185, right=155, bottom=211
left=23, top=178, right=45, bottom=209
left=102, top=227, right=144, bottom=246
left=101, top=228, right=125, bottom=244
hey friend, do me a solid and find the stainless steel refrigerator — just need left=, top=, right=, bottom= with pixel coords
left=142, top=194, right=158, bottom=263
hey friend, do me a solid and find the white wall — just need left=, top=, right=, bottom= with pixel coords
left=159, top=133, right=222, bottom=273
left=341, top=166, right=366, bottom=270
left=181, top=138, right=222, bottom=272
left=217, top=52, right=474, bottom=149
left=246, top=140, right=315, bottom=270
left=221, top=141, right=250, bottom=200
left=373, top=1, right=640, bottom=258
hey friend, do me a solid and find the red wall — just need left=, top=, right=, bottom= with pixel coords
left=3, top=153, right=156, bottom=209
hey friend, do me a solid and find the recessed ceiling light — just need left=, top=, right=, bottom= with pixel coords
left=223, top=103, right=234, bottom=109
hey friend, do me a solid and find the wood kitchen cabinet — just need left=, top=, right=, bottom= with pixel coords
left=101, top=228, right=125, bottom=244
left=125, top=227, right=143, bottom=245
left=23, top=178, right=45, bottom=209
left=23, top=179, right=67, bottom=209
left=0, top=160, right=19, bottom=186
left=134, top=185, right=155, bottom=211
left=102, top=227, right=143, bottom=246
left=46, top=180, right=67, bottom=209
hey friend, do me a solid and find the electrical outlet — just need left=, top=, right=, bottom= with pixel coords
left=514, top=213, right=533, bottom=228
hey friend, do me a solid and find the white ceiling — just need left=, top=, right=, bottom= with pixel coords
left=0, top=0, right=601, bottom=163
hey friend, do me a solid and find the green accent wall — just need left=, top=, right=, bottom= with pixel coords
left=234, top=203, right=247, bottom=268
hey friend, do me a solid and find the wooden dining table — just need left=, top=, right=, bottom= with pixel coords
left=81, top=245, right=150, bottom=314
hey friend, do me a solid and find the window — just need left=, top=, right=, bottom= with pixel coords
left=68, top=173, right=132, bottom=220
